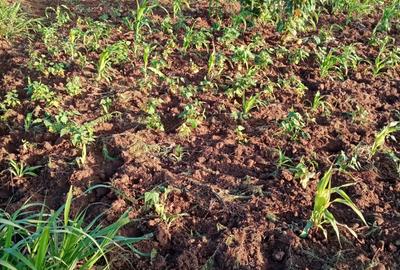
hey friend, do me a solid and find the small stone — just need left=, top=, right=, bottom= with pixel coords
left=374, top=214, right=384, bottom=226
left=246, top=159, right=255, bottom=167
left=281, top=170, right=293, bottom=181
left=371, top=263, right=385, bottom=270
left=389, top=243, right=397, bottom=252
left=272, top=250, right=285, bottom=262
left=197, top=156, right=206, bottom=163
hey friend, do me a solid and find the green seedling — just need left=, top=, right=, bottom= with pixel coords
left=300, top=167, right=367, bottom=245
left=144, top=186, right=187, bottom=226
left=235, top=125, right=248, bottom=144
left=102, top=144, right=118, bottom=161
left=172, top=0, right=190, bottom=18
left=178, top=100, right=205, bottom=137
left=145, top=98, right=164, bottom=131
left=1, top=90, right=20, bottom=110
left=142, top=43, right=156, bottom=77
left=371, top=37, right=400, bottom=76
left=233, top=93, right=266, bottom=121
left=370, top=121, right=400, bottom=157
left=182, top=24, right=195, bottom=53
left=96, top=41, right=130, bottom=82
left=8, top=159, right=41, bottom=178
left=232, top=45, right=255, bottom=71
left=276, top=149, right=293, bottom=169
left=24, top=112, right=42, bottom=132
left=0, top=0, right=34, bottom=40
left=66, top=76, right=82, bottom=96
left=291, top=159, right=316, bottom=189
left=280, top=110, right=309, bottom=140
left=373, top=0, right=400, bottom=35
left=26, top=80, right=58, bottom=107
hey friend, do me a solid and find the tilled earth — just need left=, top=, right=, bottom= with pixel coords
left=0, top=1, right=399, bottom=269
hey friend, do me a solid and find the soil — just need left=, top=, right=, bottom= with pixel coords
left=1, top=1, right=400, bottom=269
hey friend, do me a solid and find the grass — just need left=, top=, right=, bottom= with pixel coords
left=0, top=186, right=151, bottom=269
left=0, top=0, right=34, bottom=41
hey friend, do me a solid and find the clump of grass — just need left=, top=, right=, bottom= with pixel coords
left=0, top=186, right=152, bottom=269
left=0, top=0, right=34, bottom=41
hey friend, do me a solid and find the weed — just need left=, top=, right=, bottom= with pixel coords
left=178, top=100, right=205, bottom=137
left=66, top=76, right=82, bottom=96
left=226, top=68, right=257, bottom=99
left=8, top=159, right=41, bottom=178
left=144, top=186, right=187, bottom=226
left=1, top=90, right=20, bottom=110
left=26, top=80, right=58, bottom=107
left=280, top=110, right=309, bottom=140
left=235, top=125, right=248, bottom=144
left=255, top=49, right=273, bottom=68
left=145, top=98, right=164, bottom=131
left=291, top=158, right=316, bottom=189
left=289, top=47, right=310, bottom=65
left=300, top=167, right=367, bottom=245
left=232, top=45, right=255, bottom=71
left=0, top=0, right=34, bottom=40
left=336, top=150, right=361, bottom=172
left=346, top=105, right=369, bottom=124
left=373, top=0, right=400, bottom=35
left=0, top=186, right=151, bottom=269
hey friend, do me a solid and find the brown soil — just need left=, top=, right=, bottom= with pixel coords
left=1, top=1, right=399, bottom=269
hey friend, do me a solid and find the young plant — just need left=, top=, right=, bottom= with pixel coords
left=182, top=24, right=195, bottom=53
left=371, top=37, right=400, bottom=76
left=26, top=80, right=58, bottom=107
left=66, top=76, right=82, bottom=96
left=145, top=98, right=164, bottom=131
left=370, top=121, right=400, bottom=157
left=142, top=43, right=156, bottom=77
left=178, top=100, right=205, bottom=137
left=144, top=186, right=186, bottom=226
left=300, top=167, right=367, bottom=245
left=0, top=186, right=151, bottom=269
left=280, top=110, right=308, bottom=140
left=124, top=0, right=155, bottom=50
left=233, top=93, right=266, bottom=121
left=232, top=45, right=255, bottom=71
left=0, top=0, right=34, bottom=40
left=291, top=158, right=316, bottom=189
left=276, top=149, right=293, bottom=170
left=8, top=159, right=41, bottom=178
left=96, top=41, right=130, bottom=82
left=172, top=0, right=190, bottom=18
left=235, top=125, right=248, bottom=144
left=373, top=1, right=400, bottom=35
